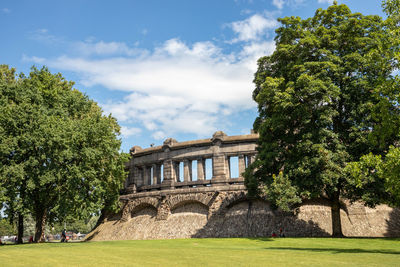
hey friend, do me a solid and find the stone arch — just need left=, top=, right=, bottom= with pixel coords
left=170, top=200, right=209, bottom=214
left=120, top=197, right=160, bottom=221
left=219, top=191, right=248, bottom=212
left=129, top=197, right=160, bottom=211
left=166, top=193, right=215, bottom=210
left=131, top=203, right=158, bottom=218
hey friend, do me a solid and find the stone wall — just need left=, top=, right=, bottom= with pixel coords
left=86, top=186, right=400, bottom=241
left=86, top=132, right=400, bottom=241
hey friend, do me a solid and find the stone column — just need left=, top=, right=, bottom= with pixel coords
left=249, top=154, right=256, bottom=165
left=174, top=162, right=180, bottom=182
left=225, top=156, right=231, bottom=179
left=183, top=159, right=191, bottom=182
left=132, top=166, right=139, bottom=186
left=135, top=166, right=144, bottom=187
left=238, top=155, right=246, bottom=177
left=197, top=158, right=205, bottom=180
left=212, top=153, right=227, bottom=181
left=162, top=159, right=175, bottom=188
left=143, top=166, right=151, bottom=185
left=152, top=164, right=159, bottom=185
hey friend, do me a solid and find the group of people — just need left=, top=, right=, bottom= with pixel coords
left=271, top=228, right=285, bottom=238
left=0, top=229, right=69, bottom=244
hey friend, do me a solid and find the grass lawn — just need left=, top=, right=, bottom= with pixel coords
left=0, top=238, right=399, bottom=266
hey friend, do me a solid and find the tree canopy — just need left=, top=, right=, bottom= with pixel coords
left=0, top=65, right=128, bottom=242
left=244, top=2, right=399, bottom=237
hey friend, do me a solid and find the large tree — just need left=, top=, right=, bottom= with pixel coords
left=244, top=2, right=399, bottom=237
left=0, top=66, right=128, bottom=242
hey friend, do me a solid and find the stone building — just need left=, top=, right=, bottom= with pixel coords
left=86, top=131, right=400, bottom=240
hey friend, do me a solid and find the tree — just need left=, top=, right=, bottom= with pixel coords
left=0, top=65, right=27, bottom=243
left=244, top=3, right=399, bottom=237
left=345, top=0, right=400, bottom=208
left=0, top=66, right=128, bottom=242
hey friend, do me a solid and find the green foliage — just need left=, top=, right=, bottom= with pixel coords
left=383, top=0, right=400, bottom=17
left=264, top=172, right=301, bottom=211
left=245, top=3, right=399, bottom=235
left=346, top=147, right=400, bottom=207
left=0, top=218, right=16, bottom=236
left=0, top=65, right=128, bottom=241
left=345, top=1, right=400, bottom=208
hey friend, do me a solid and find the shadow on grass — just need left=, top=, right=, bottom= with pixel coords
left=246, top=237, right=274, bottom=242
left=266, top=247, right=400, bottom=255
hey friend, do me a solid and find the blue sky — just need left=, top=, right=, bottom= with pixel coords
left=0, top=0, right=385, bottom=152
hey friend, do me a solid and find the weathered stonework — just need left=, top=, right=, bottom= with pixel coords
left=86, top=131, right=400, bottom=241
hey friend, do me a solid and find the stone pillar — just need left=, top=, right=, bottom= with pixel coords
left=152, top=164, right=159, bottom=185
left=183, top=160, right=191, bottom=182
left=135, top=166, right=144, bottom=187
left=212, top=154, right=227, bottom=181
left=225, top=156, right=231, bottom=179
left=174, top=162, right=181, bottom=182
left=197, top=158, right=205, bottom=180
left=238, top=155, right=246, bottom=177
left=162, top=159, right=175, bottom=188
left=249, top=154, right=256, bottom=165
left=143, top=166, right=151, bottom=185
left=132, top=166, right=139, bottom=186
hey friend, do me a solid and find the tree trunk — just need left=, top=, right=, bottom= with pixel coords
left=331, top=192, right=344, bottom=237
left=17, top=213, right=24, bottom=244
left=34, top=210, right=47, bottom=243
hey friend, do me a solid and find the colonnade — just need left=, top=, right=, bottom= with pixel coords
left=130, top=154, right=255, bottom=187
left=125, top=131, right=258, bottom=192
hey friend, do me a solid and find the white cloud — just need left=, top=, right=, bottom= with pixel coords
left=272, top=0, right=285, bottom=9
left=318, top=0, right=334, bottom=4
left=1, top=8, right=10, bottom=13
left=22, top=54, right=46, bottom=64
left=72, top=40, right=143, bottom=56
left=152, top=131, right=166, bottom=140
left=120, top=126, right=142, bottom=137
left=28, top=29, right=64, bottom=45
left=229, top=14, right=278, bottom=42
left=27, top=14, right=278, bottom=140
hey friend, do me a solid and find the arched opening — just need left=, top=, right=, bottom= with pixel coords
left=131, top=203, right=157, bottom=219
left=170, top=200, right=209, bottom=216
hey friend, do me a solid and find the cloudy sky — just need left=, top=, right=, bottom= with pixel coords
left=0, top=0, right=385, bottom=152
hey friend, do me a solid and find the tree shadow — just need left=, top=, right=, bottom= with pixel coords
left=266, top=247, right=400, bottom=255
left=384, top=208, right=400, bottom=237
left=192, top=199, right=330, bottom=238
left=246, top=237, right=274, bottom=242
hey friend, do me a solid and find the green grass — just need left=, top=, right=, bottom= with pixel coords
left=0, top=238, right=399, bottom=266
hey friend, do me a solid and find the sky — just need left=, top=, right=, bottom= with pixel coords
left=0, top=0, right=386, bottom=152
